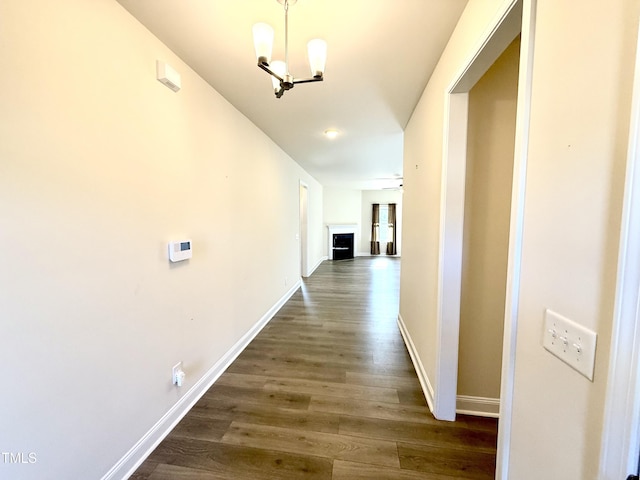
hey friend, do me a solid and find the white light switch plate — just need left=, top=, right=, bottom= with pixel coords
left=543, top=309, right=597, bottom=381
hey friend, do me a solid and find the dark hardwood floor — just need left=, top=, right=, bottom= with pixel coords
left=131, top=257, right=497, bottom=479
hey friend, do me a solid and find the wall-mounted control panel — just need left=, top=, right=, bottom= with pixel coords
left=542, top=309, right=597, bottom=381
left=168, top=240, right=192, bottom=262
left=156, top=60, right=181, bottom=92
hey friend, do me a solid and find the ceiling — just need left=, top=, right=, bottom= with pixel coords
left=116, top=0, right=469, bottom=190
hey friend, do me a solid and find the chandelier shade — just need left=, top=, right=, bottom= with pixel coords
left=252, top=0, right=327, bottom=98
left=269, top=60, right=287, bottom=92
left=252, top=23, right=275, bottom=65
left=307, top=39, right=327, bottom=78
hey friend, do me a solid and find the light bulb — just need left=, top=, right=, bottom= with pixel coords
left=324, top=129, right=339, bottom=139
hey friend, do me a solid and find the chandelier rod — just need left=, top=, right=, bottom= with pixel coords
left=284, top=0, right=289, bottom=74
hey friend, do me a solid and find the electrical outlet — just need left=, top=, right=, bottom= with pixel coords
left=542, top=309, right=597, bottom=381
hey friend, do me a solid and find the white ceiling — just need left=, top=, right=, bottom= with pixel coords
left=116, top=0, right=469, bottom=190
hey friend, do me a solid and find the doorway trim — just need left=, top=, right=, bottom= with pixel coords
left=599, top=17, right=640, bottom=479
left=299, top=181, right=309, bottom=278
left=435, top=0, right=536, bottom=478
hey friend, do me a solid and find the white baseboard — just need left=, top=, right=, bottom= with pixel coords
left=306, top=256, right=327, bottom=276
left=396, top=316, right=500, bottom=420
left=397, top=313, right=436, bottom=415
left=102, top=280, right=302, bottom=480
left=457, top=395, right=500, bottom=418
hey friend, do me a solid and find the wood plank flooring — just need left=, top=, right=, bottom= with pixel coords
left=131, top=257, right=497, bottom=480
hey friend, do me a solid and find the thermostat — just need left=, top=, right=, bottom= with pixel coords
left=168, top=240, right=192, bottom=262
left=156, top=60, right=181, bottom=92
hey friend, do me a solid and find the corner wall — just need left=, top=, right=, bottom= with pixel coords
left=0, top=0, right=323, bottom=478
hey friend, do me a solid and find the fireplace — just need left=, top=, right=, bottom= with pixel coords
left=327, top=224, right=357, bottom=260
left=332, top=233, right=354, bottom=260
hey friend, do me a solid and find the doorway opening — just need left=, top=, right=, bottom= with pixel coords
left=457, top=36, right=521, bottom=419
left=299, top=182, right=309, bottom=277
left=434, top=0, right=536, bottom=478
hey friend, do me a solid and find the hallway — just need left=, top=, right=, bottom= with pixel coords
left=132, top=257, right=497, bottom=479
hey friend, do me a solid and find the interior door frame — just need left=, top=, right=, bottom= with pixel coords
left=436, top=0, right=536, bottom=478
left=599, top=17, right=640, bottom=479
left=299, top=181, right=309, bottom=278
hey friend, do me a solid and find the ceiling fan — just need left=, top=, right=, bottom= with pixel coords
left=379, top=176, right=403, bottom=191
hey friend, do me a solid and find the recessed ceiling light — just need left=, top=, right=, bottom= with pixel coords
left=324, top=129, right=339, bottom=139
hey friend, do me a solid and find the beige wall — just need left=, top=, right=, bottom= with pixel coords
left=458, top=37, right=520, bottom=401
left=508, top=1, right=638, bottom=477
left=401, top=0, right=639, bottom=477
left=0, top=0, right=323, bottom=478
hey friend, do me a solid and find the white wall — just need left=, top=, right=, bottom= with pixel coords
left=323, top=188, right=403, bottom=257
left=400, top=0, right=640, bottom=477
left=323, top=187, right=362, bottom=256
left=360, top=190, right=403, bottom=256
left=0, top=1, right=323, bottom=478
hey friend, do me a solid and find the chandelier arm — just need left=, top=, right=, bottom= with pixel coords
left=258, top=62, right=285, bottom=83
left=292, top=76, right=324, bottom=85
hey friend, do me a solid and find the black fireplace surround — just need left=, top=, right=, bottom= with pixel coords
left=333, top=233, right=354, bottom=260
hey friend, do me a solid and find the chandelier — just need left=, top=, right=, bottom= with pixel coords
left=252, top=0, right=327, bottom=98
